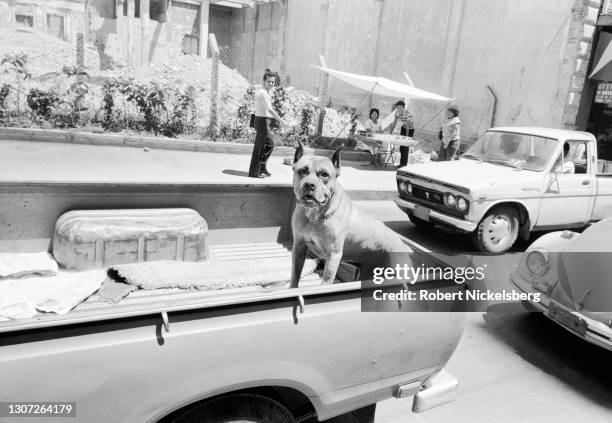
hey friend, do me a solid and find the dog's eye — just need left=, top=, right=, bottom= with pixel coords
left=319, top=171, right=329, bottom=178
left=298, top=168, right=308, bottom=176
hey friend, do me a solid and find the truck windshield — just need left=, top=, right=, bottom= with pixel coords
left=464, top=132, right=558, bottom=171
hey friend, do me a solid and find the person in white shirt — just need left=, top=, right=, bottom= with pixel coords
left=439, top=106, right=461, bottom=161
left=248, top=69, right=291, bottom=178
left=364, top=108, right=383, bottom=133
left=554, top=142, right=576, bottom=174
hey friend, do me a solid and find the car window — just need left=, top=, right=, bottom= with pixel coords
left=554, top=141, right=588, bottom=175
left=465, top=132, right=558, bottom=171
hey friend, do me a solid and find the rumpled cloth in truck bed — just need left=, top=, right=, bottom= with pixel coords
left=107, top=258, right=318, bottom=290
left=0, top=252, right=58, bottom=279
left=0, top=270, right=105, bottom=320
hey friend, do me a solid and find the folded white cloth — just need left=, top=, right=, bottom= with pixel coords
left=0, top=270, right=105, bottom=319
left=0, top=252, right=59, bottom=279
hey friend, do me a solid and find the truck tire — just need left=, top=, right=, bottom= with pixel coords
left=177, top=394, right=296, bottom=423
left=408, top=213, right=435, bottom=230
left=473, top=206, right=519, bottom=253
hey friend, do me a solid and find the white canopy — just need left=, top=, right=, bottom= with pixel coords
left=311, top=64, right=452, bottom=103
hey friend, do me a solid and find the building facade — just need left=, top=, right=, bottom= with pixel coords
left=0, top=0, right=606, bottom=140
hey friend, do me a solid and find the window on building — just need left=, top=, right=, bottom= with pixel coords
left=182, top=35, right=200, bottom=55
left=15, top=13, right=33, bottom=27
left=122, top=0, right=141, bottom=17
left=15, top=4, right=34, bottom=27
left=150, top=0, right=168, bottom=22
left=46, top=14, right=65, bottom=40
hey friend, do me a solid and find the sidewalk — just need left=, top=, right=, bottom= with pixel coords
left=0, top=140, right=398, bottom=199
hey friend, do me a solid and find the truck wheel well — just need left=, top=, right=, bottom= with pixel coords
left=485, top=202, right=531, bottom=241
left=486, top=202, right=529, bottom=226
left=157, top=386, right=317, bottom=423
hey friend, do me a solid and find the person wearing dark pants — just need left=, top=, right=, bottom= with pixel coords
left=388, top=100, right=415, bottom=168
left=248, top=69, right=291, bottom=178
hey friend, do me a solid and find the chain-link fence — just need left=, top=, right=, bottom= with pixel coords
left=217, top=44, right=256, bottom=84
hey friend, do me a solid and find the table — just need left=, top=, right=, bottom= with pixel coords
left=350, top=134, right=419, bottom=166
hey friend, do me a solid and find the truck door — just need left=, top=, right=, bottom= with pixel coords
left=536, top=140, right=595, bottom=228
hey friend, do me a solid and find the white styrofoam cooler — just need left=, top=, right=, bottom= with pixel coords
left=52, top=208, right=209, bottom=270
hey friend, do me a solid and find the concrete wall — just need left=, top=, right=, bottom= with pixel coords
left=227, top=0, right=592, bottom=140
left=226, top=1, right=282, bottom=82
left=0, top=0, right=86, bottom=42
left=209, top=5, right=232, bottom=48
left=87, top=0, right=207, bottom=66
left=448, top=0, right=581, bottom=136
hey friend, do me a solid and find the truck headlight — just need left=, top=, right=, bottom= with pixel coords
left=456, top=197, right=468, bottom=212
left=526, top=249, right=550, bottom=277
left=444, top=193, right=456, bottom=207
left=398, top=181, right=412, bottom=195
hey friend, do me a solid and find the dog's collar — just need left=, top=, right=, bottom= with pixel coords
left=312, top=206, right=338, bottom=222
left=300, top=191, right=339, bottom=222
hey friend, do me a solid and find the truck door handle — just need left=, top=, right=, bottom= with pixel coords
left=582, top=180, right=590, bottom=185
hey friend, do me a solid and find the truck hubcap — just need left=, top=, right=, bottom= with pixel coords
left=487, top=216, right=511, bottom=245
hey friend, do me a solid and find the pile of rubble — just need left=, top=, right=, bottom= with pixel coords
left=0, top=28, right=100, bottom=77
left=0, top=27, right=353, bottom=138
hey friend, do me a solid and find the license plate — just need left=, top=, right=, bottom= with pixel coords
left=413, top=205, right=430, bottom=221
left=548, top=302, right=587, bottom=336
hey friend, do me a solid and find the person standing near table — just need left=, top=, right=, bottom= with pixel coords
left=439, top=106, right=461, bottom=161
left=248, top=69, right=291, bottom=178
left=388, top=101, right=415, bottom=168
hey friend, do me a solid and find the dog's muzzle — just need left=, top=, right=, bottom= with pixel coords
left=298, top=188, right=330, bottom=208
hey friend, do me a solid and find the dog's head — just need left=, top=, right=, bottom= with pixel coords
left=292, top=140, right=343, bottom=208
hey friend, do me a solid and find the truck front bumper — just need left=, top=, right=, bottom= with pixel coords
left=394, top=197, right=477, bottom=233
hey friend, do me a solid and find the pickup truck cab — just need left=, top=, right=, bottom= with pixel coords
left=395, top=127, right=612, bottom=253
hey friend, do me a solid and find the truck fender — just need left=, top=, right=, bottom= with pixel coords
left=479, top=200, right=533, bottom=235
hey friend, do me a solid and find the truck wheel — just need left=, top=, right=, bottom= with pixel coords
left=408, top=213, right=435, bottom=229
left=473, top=206, right=519, bottom=253
left=176, top=394, right=296, bottom=423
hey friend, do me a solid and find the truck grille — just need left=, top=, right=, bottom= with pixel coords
left=412, top=186, right=444, bottom=205
left=397, top=180, right=466, bottom=219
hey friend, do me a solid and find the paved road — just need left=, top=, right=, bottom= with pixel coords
left=355, top=202, right=612, bottom=423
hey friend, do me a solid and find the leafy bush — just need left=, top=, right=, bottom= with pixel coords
left=161, top=86, right=196, bottom=137
left=0, top=84, right=9, bottom=117
left=26, top=88, right=60, bottom=119
left=1, top=53, right=31, bottom=115
left=62, top=66, right=90, bottom=126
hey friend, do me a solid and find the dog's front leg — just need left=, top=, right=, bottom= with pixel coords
left=290, top=239, right=308, bottom=289
left=321, top=250, right=343, bottom=285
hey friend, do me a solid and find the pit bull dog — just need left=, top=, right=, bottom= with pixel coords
left=290, top=141, right=411, bottom=288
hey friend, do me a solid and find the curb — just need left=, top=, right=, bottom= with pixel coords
left=0, top=127, right=373, bottom=162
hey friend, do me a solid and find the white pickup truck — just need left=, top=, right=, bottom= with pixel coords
left=395, top=127, right=612, bottom=253
left=0, top=180, right=464, bottom=423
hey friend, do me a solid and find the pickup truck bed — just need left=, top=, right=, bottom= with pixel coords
left=0, top=239, right=464, bottom=423
left=0, top=242, right=322, bottom=333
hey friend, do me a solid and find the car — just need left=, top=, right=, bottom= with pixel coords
left=395, top=127, right=612, bottom=253
left=510, top=216, right=612, bottom=350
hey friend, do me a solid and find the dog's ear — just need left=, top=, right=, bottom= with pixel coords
left=294, top=139, right=306, bottom=164
left=332, top=145, right=343, bottom=174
